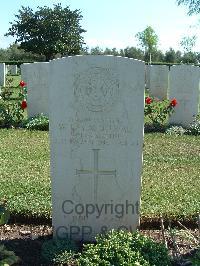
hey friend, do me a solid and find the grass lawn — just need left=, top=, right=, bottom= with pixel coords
left=142, top=133, right=200, bottom=221
left=0, top=129, right=51, bottom=219
left=0, top=129, right=199, bottom=223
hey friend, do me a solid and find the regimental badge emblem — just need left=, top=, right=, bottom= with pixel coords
left=74, top=67, right=120, bottom=112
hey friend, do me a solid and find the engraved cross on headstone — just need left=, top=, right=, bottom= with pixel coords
left=76, top=149, right=117, bottom=201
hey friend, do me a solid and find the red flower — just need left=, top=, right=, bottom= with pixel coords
left=21, top=100, right=27, bottom=110
left=145, top=97, right=152, bottom=104
left=170, top=98, right=178, bottom=107
left=19, top=80, right=27, bottom=87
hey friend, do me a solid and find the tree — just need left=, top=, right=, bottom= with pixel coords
left=0, top=44, right=45, bottom=61
left=149, top=49, right=164, bottom=62
left=164, top=48, right=182, bottom=63
left=103, top=48, right=114, bottom=55
left=5, top=4, right=86, bottom=61
left=90, top=46, right=104, bottom=55
left=176, top=0, right=200, bottom=15
left=123, top=46, right=144, bottom=60
left=135, top=26, right=159, bottom=63
left=180, top=35, right=197, bottom=63
left=180, top=35, right=197, bottom=53
left=182, top=51, right=198, bottom=63
left=7, top=43, right=45, bottom=61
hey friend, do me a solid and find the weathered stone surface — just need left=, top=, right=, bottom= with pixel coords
left=149, top=65, right=169, bottom=100
left=169, top=65, right=200, bottom=127
left=0, top=63, right=5, bottom=87
left=49, top=56, right=145, bottom=241
left=21, top=62, right=49, bottom=117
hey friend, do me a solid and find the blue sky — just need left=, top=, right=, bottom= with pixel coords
left=1, top=0, right=200, bottom=52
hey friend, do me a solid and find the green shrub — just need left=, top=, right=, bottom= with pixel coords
left=187, top=115, right=200, bottom=136
left=78, top=230, right=171, bottom=266
left=0, top=202, right=10, bottom=225
left=41, top=238, right=78, bottom=265
left=0, top=244, right=20, bottom=265
left=0, top=100, right=25, bottom=128
left=165, top=125, right=187, bottom=136
left=78, top=231, right=149, bottom=266
left=0, top=80, right=27, bottom=128
left=41, top=231, right=171, bottom=265
left=144, top=97, right=178, bottom=131
left=53, top=250, right=78, bottom=265
left=129, top=232, right=171, bottom=266
left=189, top=249, right=200, bottom=265
left=24, top=113, right=49, bottom=131
left=144, top=123, right=167, bottom=133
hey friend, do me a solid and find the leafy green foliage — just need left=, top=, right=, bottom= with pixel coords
left=144, top=97, right=177, bottom=128
left=0, top=79, right=27, bottom=128
left=180, top=36, right=197, bottom=53
left=5, top=4, right=86, bottom=60
left=176, top=0, right=200, bottom=15
left=41, top=231, right=171, bottom=265
left=78, top=230, right=171, bottom=266
left=0, top=203, right=10, bottom=225
left=41, top=239, right=78, bottom=264
left=136, top=26, right=158, bottom=52
left=135, top=26, right=159, bottom=62
left=24, top=113, right=49, bottom=131
left=0, top=245, right=20, bottom=266
left=85, top=46, right=199, bottom=64
left=164, top=48, right=182, bottom=63
left=0, top=43, right=45, bottom=62
left=189, top=249, right=200, bottom=265
left=165, top=115, right=200, bottom=136
left=53, top=250, right=78, bottom=265
left=0, top=101, right=23, bottom=128
left=123, top=46, right=144, bottom=60
left=187, top=115, right=200, bottom=135
left=180, top=35, right=198, bottom=63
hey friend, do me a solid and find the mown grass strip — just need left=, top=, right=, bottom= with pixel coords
left=0, top=129, right=199, bottom=222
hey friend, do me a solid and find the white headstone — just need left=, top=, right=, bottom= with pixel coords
left=149, top=65, right=169, bottom=100
left=21, top=62, right=49, bottom=118
left=0, top=63, right=6, bottom=87
left=145, top=64, right=150, bottom=89
left=49, top=55, right=145, bottom=241
left=6, top=65, right=12, bottom=74
left=10, top=65, right=18, bottom=75
left=5, top=65, right=8, bottom=75
left=169, top=65, right=200, bottom=127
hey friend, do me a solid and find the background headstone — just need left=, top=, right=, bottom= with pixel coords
left=10, top=65, right=18, bottom=75
left=49, top=55, right=145, bottom=241
left=145, top=64, right=150, bottom=89
left=149, top=65, right=169, bottom=100
left=21, top=62, right=49, bottom=118
left=5, top=65, right=8, bottom=75
left=6, top=65, right=12, bottom=75
left=169, top=65, right=200, bottom=127
left=0, top=63, right=6, bottom=87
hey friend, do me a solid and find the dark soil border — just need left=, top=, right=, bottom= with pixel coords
left=9, top=214, right=199, bottom=230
